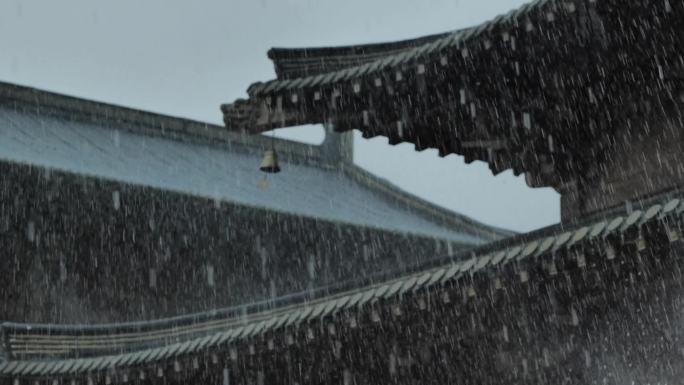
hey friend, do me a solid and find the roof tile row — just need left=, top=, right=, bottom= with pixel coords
left=2, top=195, right=682, bottom=379
left=248, top=0, right=556, bottom=97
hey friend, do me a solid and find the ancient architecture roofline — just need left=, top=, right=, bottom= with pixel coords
left=1, top=81, right=509, bottom=242
left=229, top=0, right=567, bottom=107
left=3, top=193, right=682, bottom=381
left=266, top=31, right=452, bottom=80
left=0, top=82, right=327, bottom=168
left=223, top=0, right=684, bottom=202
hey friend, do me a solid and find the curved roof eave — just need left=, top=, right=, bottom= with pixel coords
left=3, top=194, right=681, bottom=377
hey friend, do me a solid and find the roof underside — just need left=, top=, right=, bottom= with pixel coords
left=223, top=0, right=684, bottom=191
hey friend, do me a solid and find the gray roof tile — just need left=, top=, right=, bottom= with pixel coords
left=0, top=362, right=8, bottom=375
left=147, top=347, right=167, bottom=363
left=284, top=311, right=302, bottom=327
left=19, top=362, right=40, bottom=376
left=425, top=268, right=447, bottom=288
left=333, top=296, right=351, bottom=312
left=273, top=314, right=290, bottom=330
left=568, top=227, right=589, bottom=248
left=237, top=324, right=255, bottom=340
left=398, top=277, right=418, bottom=295
left=413, top=272, right=432, bottom=292
left=32, top=362, right=52, bottom=376
left=345, top=293, right=365, bottom=309
left=10, top=362, right=30, bottom=376
left=662, top=199, right=680, bottom=216
left=490, top=250, right=507, bottom=265
left=356, top=289, right=376, bottom=308
left=383, top=281, right=405, bottom=299
left=132, top=350, right=154, bottom=365
left=473, top=255, right=492, bottom=271
left=321, top=300, right=338, bottom=318
left=307, top=304, right=327, bottom=321
left=518, top=241, right=539, bottom=261
left=57, top=360, right=78, bottom=375
left=504, top=246, right=522, bottom=263
left=229, top=327, right=245, bottom=341
left=0, top=107, right=482, bottom=243
left=621, top=211, right=643, bottom=232
left=372, top=284, right=391, bottom=300
left=440, top=264, right=462, bottom=285
left=604, top=217, right=625, bottom=237
left=42, top=361, right=62, bottom=376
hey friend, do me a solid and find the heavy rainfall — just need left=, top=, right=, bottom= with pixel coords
left=1, top=0, right=683, bottom=384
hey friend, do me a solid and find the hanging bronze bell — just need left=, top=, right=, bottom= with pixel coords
left=259, top=149, right=280, bottom=173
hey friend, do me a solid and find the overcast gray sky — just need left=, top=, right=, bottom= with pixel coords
left=0, top=0, right=559, bottom=232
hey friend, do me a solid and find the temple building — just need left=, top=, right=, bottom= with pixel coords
left=0, top=80, right=506, bottom=324
left=2, top=0, right=684, bottom=384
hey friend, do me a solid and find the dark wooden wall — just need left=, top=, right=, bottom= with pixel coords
left=561, top=115, right=684, bottom=222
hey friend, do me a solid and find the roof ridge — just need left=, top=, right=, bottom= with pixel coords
left=0, top=81, right=330, bottom=166
left=0, top=81, right=505, bottom=243
left=247, top=0, right=546, bottom=96
left=266, top=30, right=456, bottom=79
left=267, top=30, right=454, bottom=57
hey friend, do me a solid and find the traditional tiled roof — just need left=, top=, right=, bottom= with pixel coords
left=2, top=194, right=681, bottom=380
left=0, top=81, right=508, bottom=243
left=247, top=13, right=524, bottom=98
left=222, top=0, right=683, bottom=192
left=266, top=31, right=451, bottom=80
left=226, top=0, right=578, bottom=103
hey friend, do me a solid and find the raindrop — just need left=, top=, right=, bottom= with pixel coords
left=222, top=368, right=230, bottom=385
left=25, top=221, right=34, bottom=242
left=584, top=349, right=592, bottom=368
left=571, top=307, right=579, bottom=326
left=523, top=113, right=531, bottom=130
left=149, top=268, right=157, bottom=289
left=206, top=264, right=215, bottom=287
left=59, top=258, right=67, bottom=283
left=343, top=369, right=352, bottom=385
left=112, top=191, right=121, bottom=210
